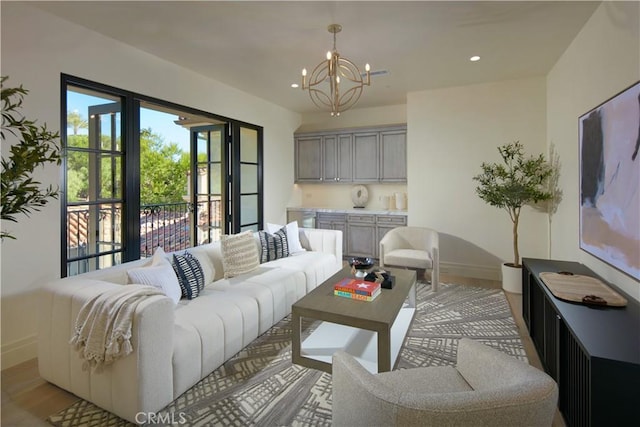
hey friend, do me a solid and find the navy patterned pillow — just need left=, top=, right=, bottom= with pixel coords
left=258, top=228, right=289, bottom=263
left=172, top=252, right=205, bottom=299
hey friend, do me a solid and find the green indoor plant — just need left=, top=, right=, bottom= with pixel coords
left=473, top=141, right=553, bottom=291
left=1, top=76, right=61, bottom=240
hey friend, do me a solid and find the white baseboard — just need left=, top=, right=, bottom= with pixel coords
left=440, top=261, right=501, bottom=281
left=1, top=335, right=37, bottom=370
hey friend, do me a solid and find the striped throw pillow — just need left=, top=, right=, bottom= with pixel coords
left=221, top=231, right=260, bottom=278
left=172, top=252, right=205, bottom=299
left=258, top=228, right=289, bottom=263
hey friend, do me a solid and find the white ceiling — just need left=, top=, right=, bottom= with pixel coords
left=33, top=1, right=601, bottom=114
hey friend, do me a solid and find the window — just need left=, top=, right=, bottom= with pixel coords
left=62, top=75, right=263, bottom=276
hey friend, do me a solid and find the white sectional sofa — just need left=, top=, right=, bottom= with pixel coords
left=38, top=227, right=342, bottom=423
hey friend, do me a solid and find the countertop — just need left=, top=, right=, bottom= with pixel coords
left=286, top=207, right=408, bottom=216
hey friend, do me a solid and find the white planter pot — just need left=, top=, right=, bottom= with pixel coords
left=501, top=263, right=523, bottom=294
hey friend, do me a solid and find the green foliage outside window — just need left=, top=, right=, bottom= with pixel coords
left=139, top=128, right=191, bottom=204
left=66, top=127, right=194, bottom=205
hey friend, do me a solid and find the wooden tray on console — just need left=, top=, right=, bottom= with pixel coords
left=539, top=272, right=627, bottom=307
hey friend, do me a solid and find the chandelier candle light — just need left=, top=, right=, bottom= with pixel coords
left=301, top=24, right=371, bottom=116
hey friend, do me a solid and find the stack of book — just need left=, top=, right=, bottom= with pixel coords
left=333, top=277, right=381, bottom=302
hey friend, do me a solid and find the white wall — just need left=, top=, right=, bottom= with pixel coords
left=0, top=3, right=300, bottom=368
left=547, top=1, right=640, bottom=301
left=298, top=104, right=407, bottom=133
left=407, top=77, right=549, bottom=279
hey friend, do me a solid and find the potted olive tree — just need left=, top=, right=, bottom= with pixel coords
left=1, top=76, right=61, bottom=240
left=473, top=141, right=553, bottom=293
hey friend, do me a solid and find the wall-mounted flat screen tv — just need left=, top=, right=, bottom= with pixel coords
left=579, top=81, right=640, bottom=281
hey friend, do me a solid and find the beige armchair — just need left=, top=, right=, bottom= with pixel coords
left=379, top=226, right=440, bottom=291
left=332, top=338, right=558, bottom=427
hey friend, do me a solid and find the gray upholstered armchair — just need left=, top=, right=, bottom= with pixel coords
left=332, top=338, right=558, bottom=427
left=379, top=226, right=440, bottom=291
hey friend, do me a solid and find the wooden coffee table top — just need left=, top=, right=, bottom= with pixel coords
left=292, top=266, right=417, bottom=329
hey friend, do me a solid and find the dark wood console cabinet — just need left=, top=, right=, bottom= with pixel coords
left=522, top=258, right=640, bottom=427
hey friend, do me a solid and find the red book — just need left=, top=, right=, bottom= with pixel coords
left=333, top=278, right=380, bottom=296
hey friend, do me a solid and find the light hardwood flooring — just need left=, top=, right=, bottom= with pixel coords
left=1, top=273, right=565, bottom=426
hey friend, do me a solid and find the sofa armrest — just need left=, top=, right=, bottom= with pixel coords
left=38, top=278, right=175, bottom=423
left=299, top=227, right=343, bottom=270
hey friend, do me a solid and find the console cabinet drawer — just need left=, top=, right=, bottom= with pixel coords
left=376, top=215, right=407, bottom=226
left=348, top=214, right=375, bottom=224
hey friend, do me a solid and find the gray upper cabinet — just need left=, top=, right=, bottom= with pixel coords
left=294, top=125, right=406, bottom=183
left=336, top=134, right=353, bottom=182
left=323, top=134, right=353, bottom=182
left=322, top=135, right=338, bottom=181
left=295, top=135, right=322, bottom=182
left=380, top=129, right=407, bottom=182
left=353, top=132, right=379, bottom=182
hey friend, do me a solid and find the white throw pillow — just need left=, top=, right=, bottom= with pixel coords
left=127, top=247, right=181, bottom=304
left=267, top=221, right=305, bottom=254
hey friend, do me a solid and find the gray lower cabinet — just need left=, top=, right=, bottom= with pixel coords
left=316, top=212, right=347, bottom=253
left=317, top=211, right=407, bottom=259
left=336, top=212, right=407, bottom=259
left=347, top=214, right=377, bottom=257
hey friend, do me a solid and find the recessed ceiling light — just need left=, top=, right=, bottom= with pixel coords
left=291, top=83, right=299, bottom=88
left=470, top=56, right=481, bottom=62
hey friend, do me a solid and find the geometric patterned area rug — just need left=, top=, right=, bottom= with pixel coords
left=48, top=282, right=527, bottom=427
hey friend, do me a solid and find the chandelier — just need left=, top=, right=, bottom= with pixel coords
left=301, top=24, right=371, bottom=116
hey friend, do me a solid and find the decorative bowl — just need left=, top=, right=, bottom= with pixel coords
left=349, top=257, right=375, bottom=276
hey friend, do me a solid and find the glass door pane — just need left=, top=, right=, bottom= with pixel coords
left=139, top=104, right=191, bottom=257
left=193, top=125, right=225, bottom=243
left=65, top=87, right=123, bottom=276
left=238, top=126, right=260, bottom=232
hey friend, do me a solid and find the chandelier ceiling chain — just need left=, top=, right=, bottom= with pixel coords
left=301, top=24, right=371, bottom=116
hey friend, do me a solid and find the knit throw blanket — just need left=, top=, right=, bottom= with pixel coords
left=70, top=285, right=164, bottom=372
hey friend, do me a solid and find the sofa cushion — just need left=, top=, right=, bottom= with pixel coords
left=221, top=231, right=260, bottom=278
left=267, top=221, right=305, bottom=254
left=258, top=228, right=289, bottom=263
left=172, top=252, right=205, bottom=299
left=265, top=251, right=339, bottom=292
left=172, top=288, right=260, bottom=397
left=127, top=247, right=181, bottom=304
left=384, top=249, right=433, bottom=270
left=184, top=246, right=216, bottom=286
left=208, top=265, right=307, bottom=331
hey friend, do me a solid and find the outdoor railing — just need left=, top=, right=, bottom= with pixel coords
left=140, top=202, right=192, bottom=258
left=67, top=200, right=222, bottom=274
